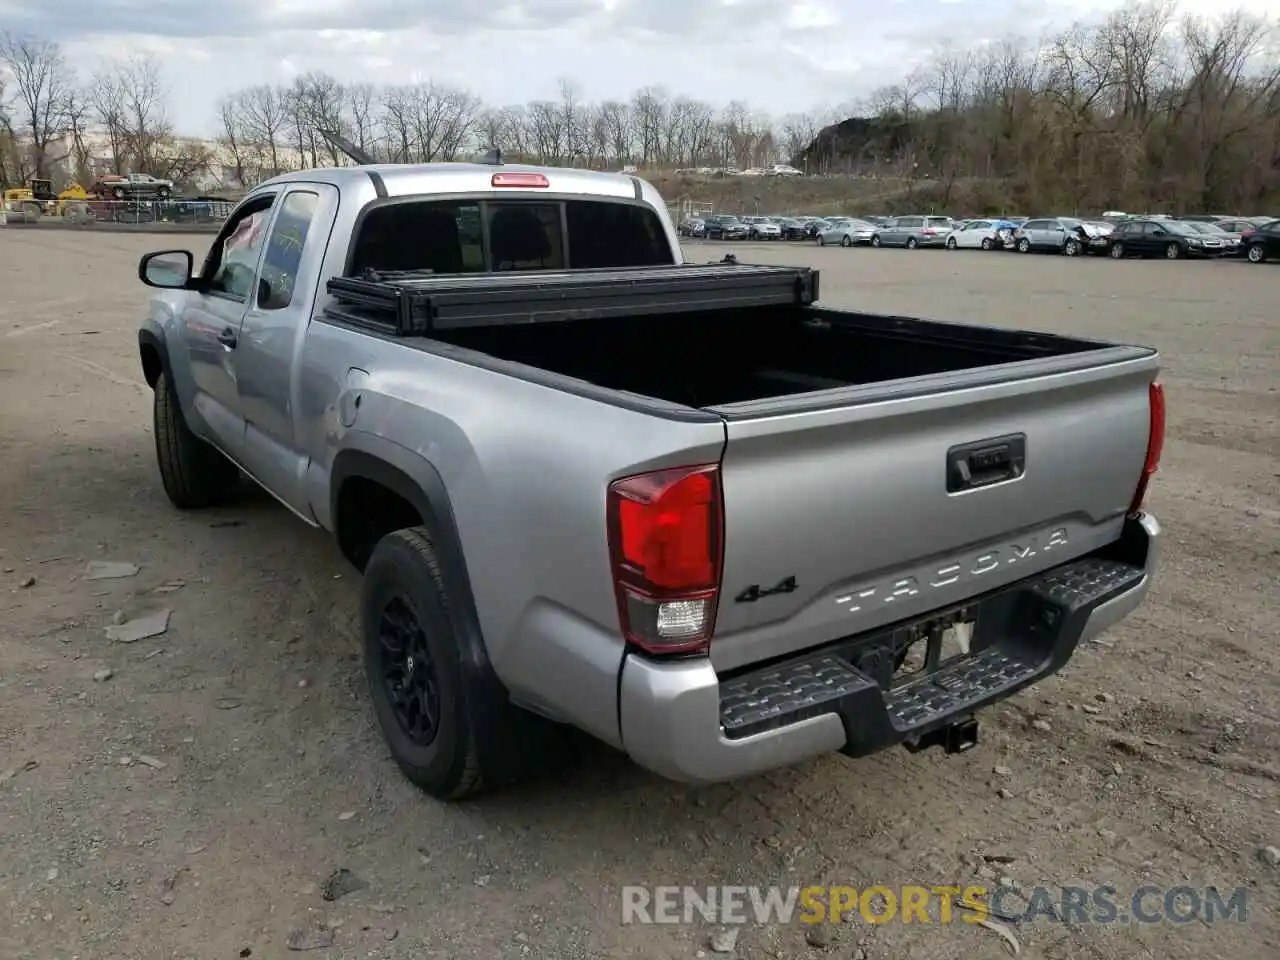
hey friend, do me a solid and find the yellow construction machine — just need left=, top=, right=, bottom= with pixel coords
left=2, top=178, right=91, bottom=217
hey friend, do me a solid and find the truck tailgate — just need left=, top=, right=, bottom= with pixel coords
left=709, top=351, right=1159, bottom=672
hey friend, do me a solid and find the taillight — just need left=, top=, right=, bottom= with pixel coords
left=492, top=172, right=549, bottom=188
left=607, top=464, right=723, bottom=656
left=1129, top=381, right=1166, bottom=515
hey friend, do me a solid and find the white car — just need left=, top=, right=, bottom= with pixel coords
left=816, top=218, right=877, bottom=247
left=945, top=219, right=1014, bottom=251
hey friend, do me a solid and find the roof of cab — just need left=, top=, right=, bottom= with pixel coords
left=258, top=162, right=647, bottom=201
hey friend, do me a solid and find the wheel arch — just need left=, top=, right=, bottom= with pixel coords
left=331, top=445, right=515, bottom=738
left=138, top=328, right=168, bottom=388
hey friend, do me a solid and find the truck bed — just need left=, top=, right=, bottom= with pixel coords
left=426, top=304, right=1118, bottom=410
left=373, top=281, right=1159, bottom=673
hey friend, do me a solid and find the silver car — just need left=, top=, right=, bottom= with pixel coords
left=871, top=215, right=953, bottom=249
left=744, top=217, right=783, bottom=240
left=1014, top=218, right=1094, bottom=256
left=817, top=218, right=876, bottom=247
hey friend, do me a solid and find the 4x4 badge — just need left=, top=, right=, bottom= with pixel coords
left=735, top=576, right=798, bottom=604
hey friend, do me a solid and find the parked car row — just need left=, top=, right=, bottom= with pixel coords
left=682, top=211, right=1280, bottom=263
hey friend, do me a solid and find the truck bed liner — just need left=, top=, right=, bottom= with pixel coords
left=426, top=303, right=1146, bottom=411
left=325, top=262, right=819, bottom=334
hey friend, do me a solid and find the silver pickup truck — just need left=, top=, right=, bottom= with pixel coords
left=135, top=163, right=1164, bottom=799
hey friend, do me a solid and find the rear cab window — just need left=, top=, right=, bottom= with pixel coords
left=348, top=197, right=674, bottom=277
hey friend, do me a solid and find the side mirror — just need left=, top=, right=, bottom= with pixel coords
left=139, top=250, right=194, bottom=289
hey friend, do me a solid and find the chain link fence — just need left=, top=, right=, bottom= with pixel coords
left=1, top=197, right=233, bottom=227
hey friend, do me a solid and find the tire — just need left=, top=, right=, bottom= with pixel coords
left=1063, top=239, right=1079, bottom=256
left=1018, top=238, right=1031, bottom=253
left=1247, top=244, right=1265, bottom=263
left=112, top=186, right=125, bottom=199
left=871, top=235, right=881, bottom=247
left=153, top=375, right=240, bottom=509
left=841, top=235, right=852, bottom=247
left=981, top=238, right=993, bottom=250
left=1109, top=242, right=1125, bottom=259
left=817, top=234, right=825, bottom=246
left=906, top=237, right=918, bottom=249
left=1166, top=242, right=1181, bottom=260
left=361, top=527, right=565, bottom=800
left=946, top=238, right=957, bottom=250
left=157, top=186, right=171, bottom=200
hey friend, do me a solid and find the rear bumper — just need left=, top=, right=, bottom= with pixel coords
left=619, top=513, right=1160, bottom=784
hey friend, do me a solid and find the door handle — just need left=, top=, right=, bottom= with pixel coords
left=216, top=328, right=237, bottom=349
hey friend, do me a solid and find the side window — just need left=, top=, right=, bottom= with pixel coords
left=902, top=217, right=923, bottom=228
left=207, top=199, right=275, bottom=301
left=258, top=191, right=319, bottom=310
left=488, top=203, right=565, bottom=271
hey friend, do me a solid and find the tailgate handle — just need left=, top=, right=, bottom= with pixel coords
left=947, top=434, right=1026, bottom=493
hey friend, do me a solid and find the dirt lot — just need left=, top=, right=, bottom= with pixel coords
left=1, top=229, right=1277, bottom=960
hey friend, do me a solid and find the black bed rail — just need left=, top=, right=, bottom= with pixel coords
left=323, top=262, right=820, bottom=335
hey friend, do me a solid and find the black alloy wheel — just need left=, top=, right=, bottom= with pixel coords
left=376, top=596, right=441, bottom=746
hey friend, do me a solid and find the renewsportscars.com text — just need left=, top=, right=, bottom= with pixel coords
left=621, top=884, right=1248, bottom=926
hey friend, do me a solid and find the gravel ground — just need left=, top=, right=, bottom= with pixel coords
left=1, top=229, right=1276, bottom=960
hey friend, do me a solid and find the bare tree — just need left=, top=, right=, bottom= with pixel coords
left=240, top=85, right=287, bottom=175
left=598, top=100, right=633, bottom=165
left=779, top=112, right=820, bottom=166
left=217, top=93, right=250, bottom=186
left=88, top=67, right=128, bottom=173
left=346, top=82, right=378, bottom=156
left=631, top=87, right=666, bottom=165
left=0, top=33, right=74, bottom=179
left=558, top=78, right=584, bottom=164
left=114, top=54, right=173, bottom=173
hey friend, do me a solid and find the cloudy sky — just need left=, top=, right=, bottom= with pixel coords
left=3, top=0, right=1272, bottom=135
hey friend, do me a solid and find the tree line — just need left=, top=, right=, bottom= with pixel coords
left=2, top=0, right=1278, bottom=214
left=215, top=77, right=839, bottom=186
left=0, top=29, right=838, bottom=189
left=827, top=1, right=1280, bottom=212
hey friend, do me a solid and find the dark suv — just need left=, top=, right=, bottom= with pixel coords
left=703, top=215, right=749, bottom=240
